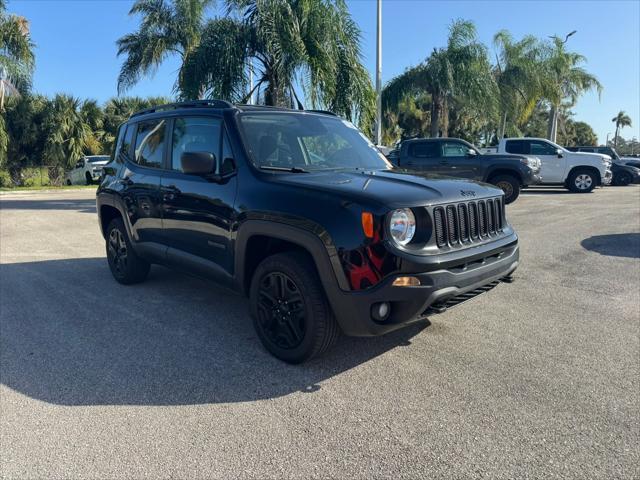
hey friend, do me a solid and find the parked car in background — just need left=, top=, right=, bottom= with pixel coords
left=386, top=138, right=541, bottom=204
left=97, top=101, right=519, bottom=363
left=66, top=155, right=110, bottom=185
left=566, top=146, right=640, bottom=186
left=495, top=138, right=612, bottom=193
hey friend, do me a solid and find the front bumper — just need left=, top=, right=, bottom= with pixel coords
left=526, top=173, right=543, bottom=186
left=328, top=240, right=519, bottom=336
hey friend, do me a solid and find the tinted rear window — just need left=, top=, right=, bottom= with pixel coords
left=409, top=142, right=439, bottom=158
left=505, top=140, right=528, bottom=154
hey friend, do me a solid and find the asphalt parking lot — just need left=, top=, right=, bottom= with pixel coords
left=1, top=185, right=639, bottom=479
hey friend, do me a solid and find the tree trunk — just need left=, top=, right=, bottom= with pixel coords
left=440, top=98, right=449, bottom=138
left=547, top=104, right=559, bottom=143
left=499, top=111, right=507, bottom=139
left=430, top=94, right=442, bottom=138
left=614, top=124, right=619, bottom=148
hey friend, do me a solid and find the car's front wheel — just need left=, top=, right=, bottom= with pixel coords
left=249, top=252, right=340, bottom=363
left=489, top=174, right=520, bottom=204
left=567, top=169, right=597, bottom=193
left=106, top=218, right=150, bottom=284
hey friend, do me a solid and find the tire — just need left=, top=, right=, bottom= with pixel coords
left=613, top=171, right=632, bottom=186
left=489, top=174, right=520, bottom=204
left=85, top=172, right=93, bottom=185
left=105, top=218, right=150, bottom=285
left=66, top=179, right=72, bottom=186
left=567, top=169, right=597, bottom=193
left=249, top=252, right=340, bottom=363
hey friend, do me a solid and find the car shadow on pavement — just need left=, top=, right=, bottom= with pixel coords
left=581, top=233, right=640, bottom=259
left=0, top=198, right=96, bottom=214
left=0, top=258, right=429, bottom=406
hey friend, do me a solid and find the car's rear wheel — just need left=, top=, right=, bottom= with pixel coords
left=567, top=169, right=596, bottom=193
left=106, top=218, right=150, bottom=284
left=613, top=171, right=632, bottom=186
left=66, top=179, right=72, bottom=186
left=249, top=252, right=340, bottom=363
left=85, top=172, right=93, bottom=185
left=489, top=174, right=520, bottom=204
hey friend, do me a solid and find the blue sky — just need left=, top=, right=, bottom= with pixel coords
left=8, top=0, right=640, bottom=144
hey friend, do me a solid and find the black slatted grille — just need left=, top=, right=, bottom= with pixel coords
left=446, top=205, right=459, bottom=244
left=432, top=197, right=504, bottom=248
left=458, top=204, right=468, bottom=241
left=433, top=207, right=446, bottom=247
left=469, top=203, right=478, bottom=238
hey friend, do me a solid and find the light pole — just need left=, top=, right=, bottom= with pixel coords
left=375, top=0, right=382, bottom=146
left=606, top=132, right=612, bottom=146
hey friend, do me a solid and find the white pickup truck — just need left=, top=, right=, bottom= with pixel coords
left=485, top=138, right=612, bottom=193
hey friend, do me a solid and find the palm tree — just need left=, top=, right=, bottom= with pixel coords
left=611, top=111, right=632, bottom=149
left=41, top=95, right=92, bottom=169
left=117, top=0, right=374, bottom=124
left=0, top=0, right=35, bottom=164
left=382, top=20, right=497, bottom=138
left=181, top=0, right=374, bottom=122
left=493, top=30, right=546, bottom=138
left=542, top=36, right=602, bottom=143
left=0, top=0, right=35, bottom=108
left=116, top=0, right=213, bottom=95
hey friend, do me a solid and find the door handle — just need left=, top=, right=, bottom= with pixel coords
left=118, top=178, right=133, bottom=186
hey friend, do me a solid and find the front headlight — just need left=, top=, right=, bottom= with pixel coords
left=389, top=208, right=416, bottom=246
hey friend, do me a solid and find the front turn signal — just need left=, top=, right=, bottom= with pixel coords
left=361, top=212, right=374, bottom=238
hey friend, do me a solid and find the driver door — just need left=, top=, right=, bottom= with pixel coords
left=440, top=141, right=480, bottom=179
left=530, top=140, right=564, bottom=182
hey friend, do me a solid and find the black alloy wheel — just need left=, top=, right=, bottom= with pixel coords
left=108, top=228, right=128, bottom=277
left=256, top=271, right=306, bottom=350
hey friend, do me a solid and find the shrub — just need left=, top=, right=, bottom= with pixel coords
left=0, top=170, right=13, bottom=188
left=21, top=167, right=51, bottom=187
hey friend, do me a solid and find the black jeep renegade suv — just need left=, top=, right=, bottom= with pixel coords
left=97, top=100, right=519, bottom=363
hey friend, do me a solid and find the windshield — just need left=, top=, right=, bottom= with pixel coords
left=238, top=112, right=391, bottom=171
left=87, top=156, right=109, bottom=163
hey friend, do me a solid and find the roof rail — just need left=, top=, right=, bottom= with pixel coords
left=130, top=99, right=234, bottom=118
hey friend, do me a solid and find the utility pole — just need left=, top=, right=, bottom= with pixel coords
left=375, top=0, right=382, bottom=146
left=606, top=132, right=612, bottom=146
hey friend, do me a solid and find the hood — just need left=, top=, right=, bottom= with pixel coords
left=269, top=169, right=503, bottom=209
left=572, top=151, right=609, bottom=162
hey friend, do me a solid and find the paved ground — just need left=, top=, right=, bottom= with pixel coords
left=1, top=186, right=639, bottom=479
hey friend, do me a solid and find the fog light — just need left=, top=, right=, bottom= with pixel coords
left=371, top=302, right=391, bottom=322
left=392, top=276, right=420, bottom=287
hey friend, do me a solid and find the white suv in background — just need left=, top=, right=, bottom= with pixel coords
left=65, top=155, right=110, bottom=185
left=495, top=138, right=612, bottom=193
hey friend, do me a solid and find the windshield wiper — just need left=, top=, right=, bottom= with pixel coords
left=259, top=165, right=309, bottom=173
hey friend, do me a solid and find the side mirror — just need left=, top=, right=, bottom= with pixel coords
left=556, top=148, right=563, bottom=158
left=181, top=151, right=215, bottom=175
left=467, top=149, right=478, bottom=157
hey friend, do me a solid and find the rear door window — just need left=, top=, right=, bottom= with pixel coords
left=134, top=119, right=167, bottom=168
left=409, top=142, right=439, bottom=158
left=505, top=140, right=528, bottom=154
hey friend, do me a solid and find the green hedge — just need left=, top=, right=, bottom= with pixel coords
left=0, top=170, right=12, bottom=188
